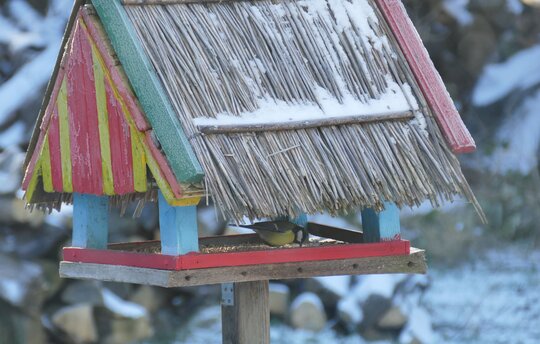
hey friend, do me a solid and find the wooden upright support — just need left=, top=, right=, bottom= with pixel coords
left=158, top=191, right=199, bottom=255
left=221, top=280, right=270, bottom=344
left=72, top=193, right=109, bottom=249
left=361, top=202, right=401, bottom=242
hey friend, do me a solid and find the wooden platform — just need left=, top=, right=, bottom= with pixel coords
left=60, top=248, right=426, bottom=287
left=63, top=234, right=412, bottom=270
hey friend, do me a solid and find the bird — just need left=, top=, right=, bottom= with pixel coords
left=239, top=220, right=309, bottom=247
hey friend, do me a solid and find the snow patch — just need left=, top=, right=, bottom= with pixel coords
left=426, top=245, right=540, bottom=343
left=271, top=323, right=366, bottom=344
left=0, top=0, right=70, bottom=126
left=0, top=146, right=25, bottom=194
left=0, top=279, right=24, bottom=304
left=102, top=289, right=147, bottom=319
left=506, top=0, right=524, bottom=13
left=45, top=204, right=73, bottom=227
left=473, top=44, right=540, bottom=106
left=443, top=0, right=474, bottom=26
left=352, top=275, right=407, bottom=302
left=194, top=0, right=421, bottom=129
left=338, top=297, right=363, bottom=325
left=270, top=282, right=290, bottom=295
left=291, top=292, right=325, bottom=312
left=194, top=81, right=417, bottom=127
left=0, top=43, right=60, bottom=125
left=487, top=89, right=540, bottom=174
left=399, top=307, right=435, bottom=344
left=300, top=0, right=383, bottom=51
left=314, top=276, right=350, bottom=298
left=0, top=122, right=26, bottom=148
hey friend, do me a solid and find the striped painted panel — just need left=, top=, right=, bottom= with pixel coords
left=22, top=8, right=197, bottom=206
left=28, top=13, right=147, bottom=197
left=68, top=20, right=104, bottom=195
left=47, top=107, right=64, bottom=192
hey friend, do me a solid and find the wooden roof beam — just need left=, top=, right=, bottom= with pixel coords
left=197, top=111, right=415, bottom=135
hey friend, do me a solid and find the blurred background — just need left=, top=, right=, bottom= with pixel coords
left=0, top=0, right=539, bottom=343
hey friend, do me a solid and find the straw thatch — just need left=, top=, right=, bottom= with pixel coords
left=124, top=0, right=482, bottom=221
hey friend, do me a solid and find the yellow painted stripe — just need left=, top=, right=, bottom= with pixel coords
left=170, top=197, right=201, bottom=207
left=25, top=156, right=41, bottom=203
left=139, top=134, right=172, bottom=198
left=41, top=135, right=54, bottom=193
left=86, top=29, right=194, bottom=205
left=145, top=151, right=200, bottom=205
left=111, top=90, right=171, bottom=199
left=57, top=77, right=73, bottom=193
left=130, top=125, right=147, bottom=192
left=92, top=44, right=115, bottom=195
left=91, top=37, right=148, bottom=195
left=122, top=103, right=190, bottom=205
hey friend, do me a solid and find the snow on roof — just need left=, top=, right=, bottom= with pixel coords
left=123, top=0, right=479, bottom=220
left=193, top=81, right=418, bottom=128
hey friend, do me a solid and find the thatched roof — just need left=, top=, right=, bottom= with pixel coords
left=122, top=0, right=481, bottom=221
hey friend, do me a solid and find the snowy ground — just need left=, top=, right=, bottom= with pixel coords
left=426, top=244, right=540, bottom=344
left=150, top=243, right=540, bottom=344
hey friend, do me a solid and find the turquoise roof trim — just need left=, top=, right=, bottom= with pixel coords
left=92, top=0, right=204, bottom=184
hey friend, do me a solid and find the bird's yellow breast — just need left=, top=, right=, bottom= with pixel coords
left=255, top=229, right=296, bottom=246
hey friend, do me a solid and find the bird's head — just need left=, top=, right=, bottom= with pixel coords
left=292, top=226, right=309, bottom=246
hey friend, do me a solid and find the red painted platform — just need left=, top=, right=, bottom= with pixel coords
left=63, top=236, right=411, bottom=271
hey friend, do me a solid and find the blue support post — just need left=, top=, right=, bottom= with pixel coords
left=158, top=191, right=199, bottom=255
left=361, top=202, right=401, bottom=243
left=72, top=193, right=109, bottom=249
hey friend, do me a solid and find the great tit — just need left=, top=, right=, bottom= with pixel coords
left=240, top=220, right=309, bottom=247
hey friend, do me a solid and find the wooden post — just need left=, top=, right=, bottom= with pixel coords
left=221, top=280, right=270, bottom=344
left=361, top=202, right=400, bottom=242
left=158, top=191, right=199, bottom=255
left=72, top=193, right=109, bottom=249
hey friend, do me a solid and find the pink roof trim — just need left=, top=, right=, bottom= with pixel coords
left=376, top=0, right=476, bottom=154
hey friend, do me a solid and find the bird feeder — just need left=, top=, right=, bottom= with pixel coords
left=22, top=0, right=480, bottom=342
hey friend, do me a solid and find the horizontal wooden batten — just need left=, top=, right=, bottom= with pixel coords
left=62, top=236, right=411, bottom=271
left=60, top=248, right=426, bottom=287
left=197, top=111, right=415, bottom=135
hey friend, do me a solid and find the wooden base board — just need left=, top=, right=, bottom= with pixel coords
left=63, top=235, right=411, bottom=271
left=60, top=248, right=426, bottom=287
